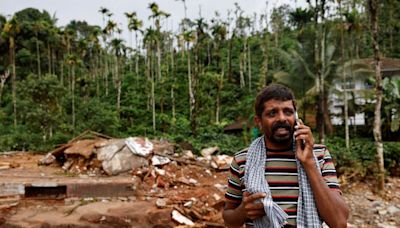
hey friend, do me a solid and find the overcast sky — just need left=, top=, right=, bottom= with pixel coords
left=1, top=0, right=306, bottom=43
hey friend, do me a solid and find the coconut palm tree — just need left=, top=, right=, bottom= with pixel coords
left=2, top=16, right=20, bottom=127
left=65, top=54, right=80, bottom=134
left=125, top=12, right=143, bottom=76
left=273, top=38, right=337, bottom=134
left=110, top=38, right=125, bottom=114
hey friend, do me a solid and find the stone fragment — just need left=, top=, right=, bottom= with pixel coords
left=156, top=198, right=167, bottom=208
left=172, top=210, right=194, bottom=226
left=388, top=205, right=400, bottom=214
left=152, top=155, right=171, bottom=166
left=200, top=146, right=219, bottom=157
left=38, top=153, right=56, bottom=166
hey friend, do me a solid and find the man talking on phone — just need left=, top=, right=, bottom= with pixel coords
left=223, top=84, right=349, bottom=228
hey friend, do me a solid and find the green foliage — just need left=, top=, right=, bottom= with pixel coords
left=0, top=125, right=45, bottom=151
left=326, top=137, right=400, bottom=178
left=74, top=98, right=121, bottom=136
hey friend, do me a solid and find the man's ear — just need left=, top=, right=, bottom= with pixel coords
left=254, top=115, right=261, bottom=129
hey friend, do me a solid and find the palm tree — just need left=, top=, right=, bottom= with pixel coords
left=32, top=20, right=46, bottom=78
left=88, top=26, right=102, bottom=97
left=99, top=7, right=109, bottom=28
left=259, top=12, right=269, bottom=88
left=2, top=16, right=20, bottom=128
left=183, top=29, right=196, bottom=134
left=273, top=39, right=337, bottom=133
left=143, top=27, right=157, bottom=132
left=149, top=2, right=170, bottom=80
left=124, top=12, right=135, bottom=48
left=102, top=19, right=117, bottom=95
left=211, top=18, right=227, bottom=124
left=110, top=38, right=125, bottom=114
left=125, top=12, right=143, bottom=76
left=65, top=54, right=79, bottom=134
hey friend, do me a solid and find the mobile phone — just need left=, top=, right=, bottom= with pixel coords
left=295, top=111, right=305, bottom=150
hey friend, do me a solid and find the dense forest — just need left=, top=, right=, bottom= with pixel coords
left=1, top=1, right=399, bottom=188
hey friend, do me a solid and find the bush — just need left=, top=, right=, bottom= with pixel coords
left=325, top=136, right=400, bottom=179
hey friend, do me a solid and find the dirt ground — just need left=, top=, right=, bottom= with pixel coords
left=0, top=152, right=399, bottom=227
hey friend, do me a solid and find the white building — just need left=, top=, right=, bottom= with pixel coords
left=330, top=58, right=400, bottom=126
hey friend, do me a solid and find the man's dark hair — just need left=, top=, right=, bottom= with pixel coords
left=254, top=84, right=296, bottom=118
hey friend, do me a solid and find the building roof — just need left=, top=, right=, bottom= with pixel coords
left=359, top=57, right=400, bottom=77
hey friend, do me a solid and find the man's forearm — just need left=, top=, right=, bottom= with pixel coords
left=304, top=161, right=349, bottom=228
left=223, top=204, right=247, bottom=228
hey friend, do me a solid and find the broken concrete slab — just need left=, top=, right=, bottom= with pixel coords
left=96, top=139, right=126, bottom=161
left=125, top=137, right=153, bottom=157
left=100, top=145, right=149, bottom=175
left=64, top=139, right=104, bottom=159
left=151, top=155, right=171, bottom=166
left=0, top=183, right=24, bottom=197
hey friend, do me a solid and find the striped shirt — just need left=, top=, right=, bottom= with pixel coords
left=225, top=144, right=341, bottom=227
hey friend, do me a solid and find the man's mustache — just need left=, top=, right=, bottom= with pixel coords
left=271, top=122, right=292, bottom=133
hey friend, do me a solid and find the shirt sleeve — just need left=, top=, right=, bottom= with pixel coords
left=320, top=147, right=341, bottom=193
left=224, top=155, right=244, bottom=205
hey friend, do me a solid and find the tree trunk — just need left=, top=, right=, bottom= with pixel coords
left=248, top=38, right=252, bottom=91
left=135, top=33, right=139, bottom=77
left=227, top=35, right=233, bottom=82
left=104, top=51, right=109, bottom=96
left=60, top=54, right=64, bottom=86
left=151, top=49, right=156, bottom=133
left=36, top=34, right=41, bottom=78
left=157, top=38, right=162, bottom=80
left=260, top=32, right=268, bottom=87
left=170, top=43, right=176, bottom=125
left=145, top=44, right=151, bottom=111
left=239, top=53, right=245, bottom=88
left=340, top=1, right=350, bottom=149
left=0, top=71, right=10, bottom=105
left=96, top=50, right=100, bottom=98
left=116, top=55, right=121, bottom=114
left=47, top=42, right=52, bottom=75
left=368, top=0, right=385, bottom=192
left=72, top=64, right=75, bottom=134
left=312, top=0, right=325, bottom=144
left=216, top=68, right=223, bottom=124
left=11, top=44, right=17, bottom=128
left=323, top=91, right=333, bottom=134
left=187, top=43, right=195, bottom=134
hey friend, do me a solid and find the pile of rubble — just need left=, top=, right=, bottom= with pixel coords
left=39, top=131, right=232, bottom=176
left=33, top=131, right=233, bottom=226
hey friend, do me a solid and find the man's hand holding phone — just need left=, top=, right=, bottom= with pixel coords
left=293, top=112, right=315, bottom=166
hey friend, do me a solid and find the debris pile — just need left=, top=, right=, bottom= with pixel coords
left=34, top=131, right=233, bottom=226
left=129, top=159, right=228, bottom=226
left=39, top=130, right=232, bottom=176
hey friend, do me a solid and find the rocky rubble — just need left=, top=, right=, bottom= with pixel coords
left=344, top=177, right=400, bottom=228
left=1, top=131, right=232, bottom=227
left=38, top=131, right=231, bottom=176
